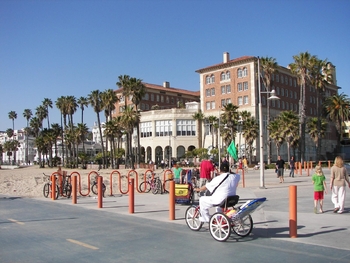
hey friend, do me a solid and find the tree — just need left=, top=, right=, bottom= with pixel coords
left=242, top=116, right=258, bottom=164
left=35, top=105, right=47, bottom=129
left=324, top=93, right=350, bottom=145
left=221, top=103, right=240, bottom=145
left=42, top=98, right=53, bottom=128
left=307, top=117, right=327, bottom=160
left=268, top=119, right=285, bottom=157
left=260, top=56, right=278, bottom=164
left=207, top=115, right=218, bottom=149
left=192, top=110, right=204, bottom=148
left=279, top=111, right=300, bottom=163
left=289, top=52, right=313, bottom=163
left=8, top=111, right=17, bottom=164
left=77, top=96, right=89, bottom=124
left=88, top=90, right=106, bottom=168
left=51, top=123, right=62, bottom=164
left=23, top=109, right=33, bottom=164
left=75, top=123, right=89, bottom=167
left=56, top=96, right=69, bottom=166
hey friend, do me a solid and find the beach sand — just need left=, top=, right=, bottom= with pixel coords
left=0, top=166, right=165, bottom=198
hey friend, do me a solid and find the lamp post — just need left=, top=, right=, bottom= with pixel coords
left=258, top=57, right=280, bottom=188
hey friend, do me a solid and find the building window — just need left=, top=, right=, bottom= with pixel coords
left=282, top=101, right=285, bottom=109
left=226, top=98, right=231, bottom=104
left=221, top=86, right=226, bottom=94
left=286, top=102, right=289, bottom=110
left=156, top=95, right=160, bottom=102
left=119, top=96, right=125, bottom=103
left=281, top=88, right=284, bottom=96
left=211, top=101, right=215, bottom=109
left=238, top=96, right=243, bottom=105
left=289, top=78, right=292, bottom=86
left=226, top=71, right=230, bottom=80
left=294, top=79, right=297, bottom=87
left=221, top=99, right=226, bottom=107
left=166, top=96, right=169, bottom=103
left=140, top=121, right=152, bottom=138
left=206, top=76, right=210, bottom=84
left=285, top=89, right=288, bottom=97
left=281, top=75, right=284, bottom=84
left=226, top=85, right=231, bottom=93
left=220, top=72, right=225, bottom=81
left=238, top=83, right=242, bottom=92
left=271, top=99, right=276, bottom=107
left=276, top=87, right=280, bottom=95
left=277, top=100, right=280, bottom=108
left=294, top=91, right=297, bottom=99
left=155, top=120, right=172, bottom=137
left=161, top=95, right=164, bottom=102
left=211, top=75, right=215, bottom=83
left=243, top=82, right=248, bottom=91
left=151, top=94, right=154, bottom=101
left=276, top=74, right=279, bottom=82
left=143, top=93, right=149, bottom=100
left=176, top=120, right=196, bottom=136
left=243, top=67, right=248, bottom=77
left=211, top=88, right=215, bottom=96
left=206, top=89, right=210, bottom=97
left=237, top=68, right=242, bottom=78
left=206, top=102, right=210, bottom=110
left=243, top=95, right=249, bottom=105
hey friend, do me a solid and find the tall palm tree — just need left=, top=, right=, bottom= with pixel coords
left=130, top=78, right=146, bottom=167
left=35, top=105, right=47, bottom=130
left=260, top=56, right=278, bottom=164
left=23, top=109, right=33, bottom=164
left=289, top=51, right=312, bottom=163
left=51, top=123, right=62, bottom=164
left=56, top=96, right=69, bottom=166
left=88, top=90, right=106, bottom=168
left=192, top=110, right=204, bottom=148
left=221, top=103, right=240, bottom=145
left=325, top=93, right=350, bottom=145
left=308, top=56, right=333, bottom=161
left=207, top=115, right=218, bottom=149
left=120, top=105, right=140, bottom=169
left=279, top=111, right=300, bottom=162
left=307, top=117, right=327, bottom=160
left=42, top=98, right=53, bottom=128
left=8, top=111, right=17, bottom=164
left=242, top=116, right=259, bottom=164
left=77, top=96, right=89, bottom=124
left=75, top=123, right=89, bottom=168
left=268, top=119, right=285, bottom=158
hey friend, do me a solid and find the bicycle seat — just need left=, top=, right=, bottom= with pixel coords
left=215, top=195, right=240, bottom=209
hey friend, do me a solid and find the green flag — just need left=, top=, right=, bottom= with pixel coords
left=227, top=140, right=238, bottom=161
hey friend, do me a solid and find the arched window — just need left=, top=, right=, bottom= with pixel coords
left=226, top=71, right=230, bottom=80
left=220, top=72, right=226, bottom=81
left=237, top=68, right=242, bottom=78
left=211, top=75, right=215, bottom=83
left=206, top=76, right=210, bottom=84
left=243, top=67, right=248, bottom=77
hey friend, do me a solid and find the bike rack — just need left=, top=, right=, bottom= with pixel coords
left=108, top=170, right=124, bottom=196
left=76, top=171, right=95, bottom=196
left=137, top=169, right=152, bottom=193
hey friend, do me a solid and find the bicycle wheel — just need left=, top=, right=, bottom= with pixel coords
left=43, top=183, right=50, bottom=198
left=231, top=214, right=253, bottom=237
left=185, top=205, right=203, bottom=231
left=91, top=183, right=98, bottom=195
left=54, top=185, right=59, bottom=199
left=151, top=179, right=161, bottom=194
left=209, top=212, right=231, bottom=242
left=139, top=182, right=151, bottom=193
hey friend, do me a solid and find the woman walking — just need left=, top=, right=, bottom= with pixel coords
left=330, top=156, right=350, bottom=214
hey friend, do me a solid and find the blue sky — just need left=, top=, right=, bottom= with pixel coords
left=1, top=0, right=349, bottom=131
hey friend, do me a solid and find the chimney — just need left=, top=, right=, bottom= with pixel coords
left=163, top=81, right=170, bottom=88
left=223, top=52, right=230, bottom=63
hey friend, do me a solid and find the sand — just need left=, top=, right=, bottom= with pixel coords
left=0, top=166, right=165, bottom=198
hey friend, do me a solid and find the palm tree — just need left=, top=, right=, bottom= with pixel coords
left=279, top=111, right=300, bottom=162
left=289, top=51, right=312, bottom=163
left=77, top=96, right=89, bottom=124
left=309, top=56, right=333, bottom=161
left=221, top=103, right=240, bottom=145
left=51, top=123, right=62, bottom=165
left=35, top=105, right=47, bottom=129
left=23, top=109, right=33, bottom=164
left=192, top=110, right=204, bottom=148
left=8, top=111, right=17, bottom=164
left=242, top=116, right=259, bottom=164
left=130, top=78, right=146, bottom=167
left=75, top=123, right=89, bottom=167
left=325, top=93, right=350, bottom=145
left=307, top=117, right=327, bottom=160
left=268, top=119, right=285, bottom=157
left=66, top=96, right=77, bottom=166
left=260, top=56, right=278, bottom=164
left=42, top=98, right=53, bottom=128
left=207, top=115, right=218, bottom=149
left=120, top=105, right=140, bottom=169
left=88, top=90, right=106, bottom=168
left=56, top=96, right=69, bottom=166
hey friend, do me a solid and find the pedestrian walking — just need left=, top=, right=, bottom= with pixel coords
left=276, top=156, right=285, bottom=183
left=289, top=156, right=295, bottom=177
left=312, top=165, right=327, bottom=213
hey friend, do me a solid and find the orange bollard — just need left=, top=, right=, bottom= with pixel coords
left=128, top=178, right=134, bottom=214
left=72, top=175, right=77, bottom=204
left=289, top=185, right=297, bottom=238
left=307, top=162, right=310, bottom=176
left=310, top=161, right=313, bottom=170
left=51, top=175, right=56, bottom=200
left=169, top=180, right=175, bottom=220
left=328, top=161, right=331, bottom=169
left=241, top=169, right=245, bottom=188
left=295, top=162, right=298, bottom=175
left=299, top=162, right=302, bottom=176
left=97, top=176, right=103, bottom=208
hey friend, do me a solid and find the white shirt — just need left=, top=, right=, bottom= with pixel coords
left=205, top=172, right=240, bottom=205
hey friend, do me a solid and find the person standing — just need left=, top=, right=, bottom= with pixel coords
left=173, top=162, right=182, bottom=184
left=199, top=157, right=215, bottom=187
left=312, top=165, right=327, bottom=213
left=289, top=156, right=295, bottom=177
left=276, top=156, right=285, bottom=183
left=330, top=156, right=350, bottom=214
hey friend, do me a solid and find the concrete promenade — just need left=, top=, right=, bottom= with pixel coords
left=36, top=167, right=350, bottom=251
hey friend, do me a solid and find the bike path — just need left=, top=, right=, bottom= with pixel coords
left=31, top=168, right=350, bottom=252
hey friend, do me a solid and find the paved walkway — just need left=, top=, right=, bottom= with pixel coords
left=36, top=167, right=350, bottom=250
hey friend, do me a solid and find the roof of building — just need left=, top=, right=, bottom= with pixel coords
left=115, top=82, right=200, bottom=97
left=195, top=55, right=256, bottom=73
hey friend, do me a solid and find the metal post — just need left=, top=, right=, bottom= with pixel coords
left=258, top=57, right=265, bottom=189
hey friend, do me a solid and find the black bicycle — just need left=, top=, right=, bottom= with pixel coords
left=42, top=173, right=59, bottom=199
left=91, top=170, right=106, bottom=196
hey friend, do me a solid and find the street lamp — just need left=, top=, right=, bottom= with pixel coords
left=258, top=57, right=280, bottom=188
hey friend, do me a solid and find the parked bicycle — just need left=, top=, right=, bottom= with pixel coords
left=61, top=174, right=72, bottom=198
left=42, top=173, right=59, bottom=199
left=139, top=172, right=162, bottom=194
left=91, top=169, right=106, bottom=196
